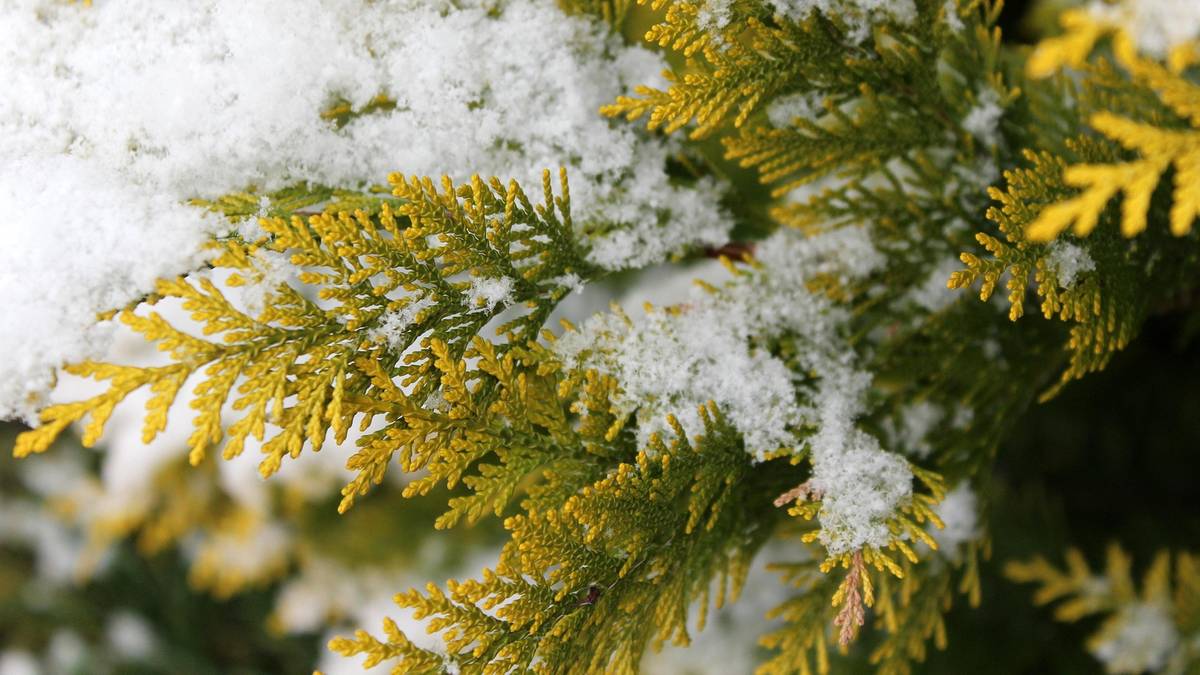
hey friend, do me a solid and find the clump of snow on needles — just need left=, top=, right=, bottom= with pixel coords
left=1090, top=0, right=1200, bottom=59
left=0, top=0, right=727, bottom=422
left=0, top=156, right=218, bottom=423
left=929, top=483, right=978, bottom=559
left=961, top=86, right=1004, bottom=148
left=1092, top=602, right=1180, bottom=674
left=556, top=225, right=916, bottom=555
left=465, top=276, right=517, bottom=312
left=1045, top=240, right=1096, bottom=289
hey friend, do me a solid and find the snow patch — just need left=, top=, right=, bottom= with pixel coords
left=557, top=226, right=914, bottom=555
left=766, top=92, right=825, bottom=128
left=930, top=483, right=979, bottom=557
left=1046, top=240, right=1096, bottom=289
left=465, top=276, right=516, bottom=312
left=962, top=87, right=1004, bottom=148
left=1091, top=602, right=1179, bottom=674
left=1092, top=0, right=1200, bottom=58
left=0, top=0, right=729, bottom=420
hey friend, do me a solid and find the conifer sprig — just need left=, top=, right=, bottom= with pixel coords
left=336, top=403, right=779, bottom=674
left=15, top=169, right=597, bottom=492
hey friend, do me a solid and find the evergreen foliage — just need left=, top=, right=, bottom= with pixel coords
left=6, top=0, right=1200, bottom=673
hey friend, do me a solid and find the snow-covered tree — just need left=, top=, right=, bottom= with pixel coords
left=3, top=0, right=1200, bottom=673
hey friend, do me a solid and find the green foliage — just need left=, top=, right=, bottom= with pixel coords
left=16, top=170, right=595, bottom=499
left=13, top=0, right=1200, bottom=673
left=336, top=404, right=782, bottom=674
left=950, top=144, right=1200, bottom=398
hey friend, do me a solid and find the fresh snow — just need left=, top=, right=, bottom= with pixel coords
left=696, top=0, right=917, bottom=41
left=0, top=0, right=729, bottom=421
left=930, top=483, right=979, bottom=557
left=1091, top=602, right=1180, bottom=674
left=1092, top=0, right=1200, bottom=58
left=0, top=156, right=219, bottom=423
left=465, top=276, right=517, bottom=312
left=1046, top=240, right=1096, bottom=289
left=556, top=225, right=916, bottom=555
left=367, top=297, right=438, bottom=352
left=962, top=87, right=1004, bottom=148
left=766, top=92, right=825, bottom=128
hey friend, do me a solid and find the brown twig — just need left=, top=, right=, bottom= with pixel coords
left=773, top=480, right=822, bottom=507
left=704, top=241, right=757, bottom=260
left=834, top=550, right=867, bottom=648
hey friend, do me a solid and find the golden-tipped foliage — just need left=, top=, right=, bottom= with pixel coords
left=1023, top=13, right=1200, bottom=242
left=329, top=618, right=447, bottom=674
left=16, top=170, right=595, bottom=494
left=335, top=404, right=779, bottom=674
left=950, top=147, right=1200, bottom=398
left=758, top=536, right=985, bottom=675
left=606, top=0, right=1008, bottom=199
left=603, top=2, right=829, bottom=140
left=1007, top=544, right=1200, bottom=672
left=22, top=2, right=1200, bottom=674
left=338, top=336, right=627, bottom=515
left=783, top=466, right=946, bottom=580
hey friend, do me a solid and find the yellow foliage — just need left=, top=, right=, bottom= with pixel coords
left=14, top=168, right=591, bottom=522
left=1025, top=9, right=1114, bottom=79
left=1024, top=11, right=1200, bottom=241
left=1027, top=112, right=1200, bottom=241
left=949, top=151, right=1144, bottom=397
left=1007, top=543, right=1200, bottom=671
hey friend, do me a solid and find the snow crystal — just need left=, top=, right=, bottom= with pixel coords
left=548, top=272, right=587, bottom=295
left=1046, top=240, right=1096, bottom=289
left=930, top=483, right=978, bottom=557
left=555, top=303, right=805, bottom=454
left=811, top=429, right=913, bottom=555
left=1091, top=602, right=1180, bottom=674
left=583, top=174, right=728, bottom=270
left=697, top=0, right=917, bottom=42
left=962, top=87, right=1004, bottom=148
left=0, top=0, right=729, bottom=420
left=465, top=276, right=516, bottom=312
left=555, top=226, right=883, bottom=457
left=237, top=249, right=294, bottom=318
left=367, top=297, right=438, bottom=351
left=695, top=0, right=736, bottom=31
